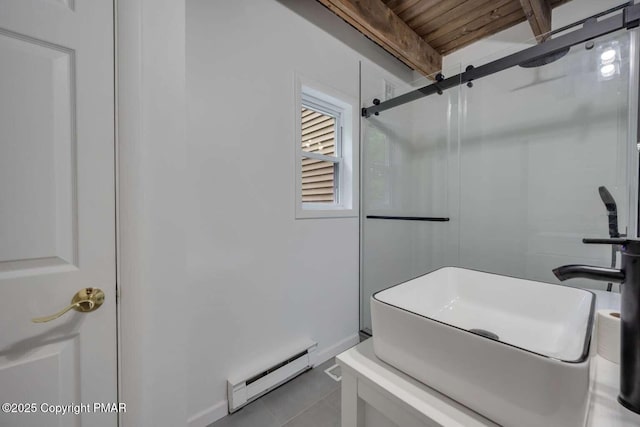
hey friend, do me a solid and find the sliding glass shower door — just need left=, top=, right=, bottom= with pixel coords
left=360, top=65, right=462, bottom=333
left=360, top=27, right=639, bottom=333
left=457, top=29, right=638, bottom=290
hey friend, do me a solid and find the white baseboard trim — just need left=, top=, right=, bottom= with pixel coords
left=187, top=400, right=227, bottom=427
left=314, top=333, right=360, bottom=367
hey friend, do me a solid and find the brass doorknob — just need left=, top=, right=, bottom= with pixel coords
left=32, top=288, right=105, bottom=323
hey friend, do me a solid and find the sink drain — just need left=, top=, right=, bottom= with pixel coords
left=469, top=329, right=499, bottom=341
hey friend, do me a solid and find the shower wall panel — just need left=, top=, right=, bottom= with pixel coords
left=360, top=28, right=639, bottom=332
left=458, top=31, right=635, bottom=290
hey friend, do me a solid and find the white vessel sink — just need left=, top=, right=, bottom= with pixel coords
left=371, top=267, right=595, bottom=427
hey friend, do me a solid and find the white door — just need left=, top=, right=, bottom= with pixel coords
left=0, top=0, right=117, bottom=426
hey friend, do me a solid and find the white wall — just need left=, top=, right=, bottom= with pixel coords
left=118, top=1, right=188, bottom=426
left=185, top=1, right=413, bottom=425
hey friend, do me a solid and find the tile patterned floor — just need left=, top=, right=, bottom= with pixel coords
left=209, top=358, right=341, bottom=427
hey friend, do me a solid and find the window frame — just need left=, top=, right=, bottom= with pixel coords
left=294, top=75, right=358, bottom=219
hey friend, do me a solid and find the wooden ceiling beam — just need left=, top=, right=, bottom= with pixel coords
left=519, top=0, right=552, bottom=42
left=317, top=0, right=442, bottom=76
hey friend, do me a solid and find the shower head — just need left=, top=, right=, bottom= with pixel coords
left=518, top=46, right=570, bottom=68
left=599, top=186, right=617, bottom=213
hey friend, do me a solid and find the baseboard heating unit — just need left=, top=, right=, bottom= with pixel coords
left=227, top=340, right=317, bottom=413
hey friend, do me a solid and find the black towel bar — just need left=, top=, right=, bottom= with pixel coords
left=366, top=216, right=450, bottom=222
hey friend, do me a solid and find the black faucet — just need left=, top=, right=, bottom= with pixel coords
left=597, top=186, right=625, bottom=291
left=553, top=238, right=640, bottom=415
left=598, top=186, right=620, bottom=238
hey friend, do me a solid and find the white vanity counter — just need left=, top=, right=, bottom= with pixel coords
left=588, top=356, right=640, bottom=426
left=337, top=338, right=640, bottom=427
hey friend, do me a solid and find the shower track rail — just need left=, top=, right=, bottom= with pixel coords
left=366, top=215, right=450, bottom=222
left=362, top=2, right=640, bottom=118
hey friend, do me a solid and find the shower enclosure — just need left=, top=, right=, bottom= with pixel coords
left=360, top=5, right=640, bottom=333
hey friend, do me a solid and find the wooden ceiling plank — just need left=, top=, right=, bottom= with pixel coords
left=428, top=0, right=522, bottom=48
left=317, top=0, right=442, bottom=75
left=396, top=0, right=442, bottom=22
left=438, top=9, right=527, bottom=55
left=414, top=0, right=498, bottom=39
left=519, top=0, right=551, bottom=42
left=385, top=0, right=423, bottom=17
left=431, top=0, right=569, bottom=52
left=405, top=0, right=467, bottom=29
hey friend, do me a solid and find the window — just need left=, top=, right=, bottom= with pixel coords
left=295, top=78, right=357, bottom=219
left=300, top=95, right=342, bottom=204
